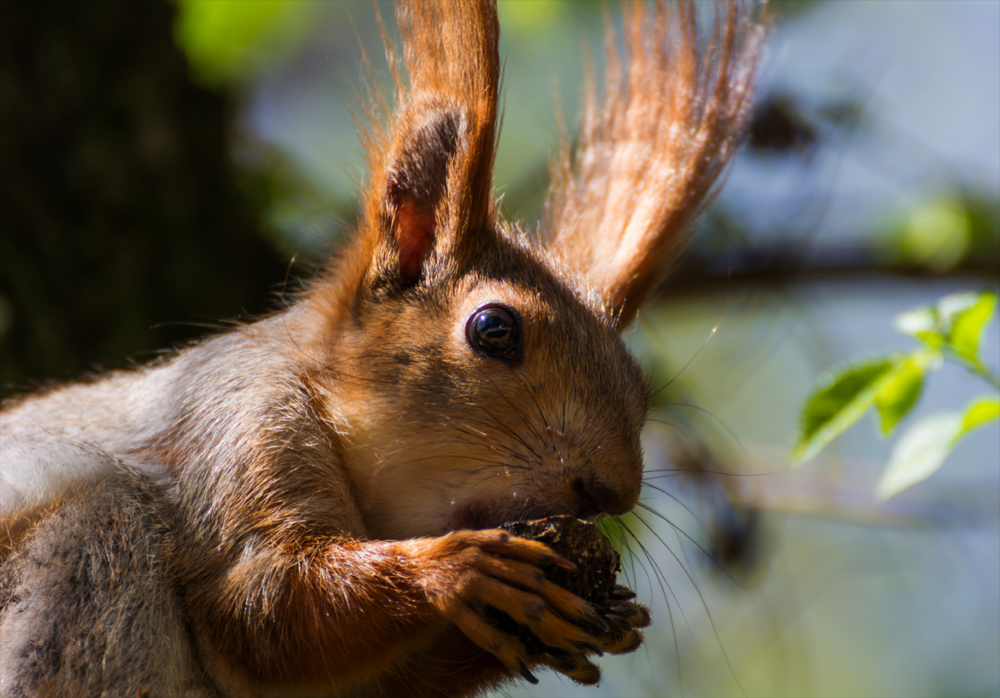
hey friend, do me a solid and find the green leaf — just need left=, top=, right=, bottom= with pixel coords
left=876, top=412, right=963, bottom=500
left=174, top=0, right=317, bottom=86
left=876, top=396, right=999, bottom=501
left=958, top=396, right=1000, bottom=437
left=894, top=306, right=946, bottom=349
left=791, top=356, right=899, bottom=464
left=913, top=330, right=945, bottom=350
left=873, top=354, right=930, bottom=436
left=894, top=306, right=938, bottom=337
left=947, top=291, right=997, bottom=363
left=936, top=292, right=982, bottom=327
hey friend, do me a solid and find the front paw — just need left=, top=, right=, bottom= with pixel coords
left=401, top=529, right=611, bottom=684
left=521, top=582, right=650, bottom=686
left=595, top=584, right=651, bottom=655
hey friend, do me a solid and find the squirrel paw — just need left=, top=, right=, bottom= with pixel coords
left=594, top=584, right=651, bottom=656
left=528, top=583, right=650, bottom=685
left=405, top=529, right=614, bottom=682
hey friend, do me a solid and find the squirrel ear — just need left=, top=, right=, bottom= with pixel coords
left=545, top=2, right=766, bottom=327
left=344, top=0, right=499, bottom=297
left=384, top=109, right=465, bottom=285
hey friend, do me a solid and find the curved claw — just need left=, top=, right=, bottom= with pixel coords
left=608, top=603, right=640, bottom=618
left=517, top=659, right=539, bottom=685
left=610, top=585, right=637, bottom=601
left=603, top=611, right=634, bottom=634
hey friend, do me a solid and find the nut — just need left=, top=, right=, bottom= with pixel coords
left=486, top=516, right=620, bottom=656
left=499, top=516, right=620, bottom=606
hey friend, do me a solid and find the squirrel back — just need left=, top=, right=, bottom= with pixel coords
left=0, top=2, right=765, bottom=696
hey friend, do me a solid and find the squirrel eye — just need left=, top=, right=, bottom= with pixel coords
left=466, top=305, right=520, bottom=361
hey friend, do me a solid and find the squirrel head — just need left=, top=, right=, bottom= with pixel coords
left=302, top=0, right=765, bottom=540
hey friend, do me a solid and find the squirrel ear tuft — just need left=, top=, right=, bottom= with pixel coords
left=545, top=2, right=766, bottom=327
left=384, top=109, right=465, bottom=285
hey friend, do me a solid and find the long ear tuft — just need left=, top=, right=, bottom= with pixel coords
left=355, top=0, right=501, bottom=289
left=546, top=1, right=767, bottom=326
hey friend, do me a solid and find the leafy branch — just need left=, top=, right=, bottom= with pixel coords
left=790, top=291, right=999, bottom=500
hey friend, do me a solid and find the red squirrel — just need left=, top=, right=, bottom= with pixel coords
left=0, top=2, right=765, bottom=695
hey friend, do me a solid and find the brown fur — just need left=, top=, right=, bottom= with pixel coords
left=0, top=2, right=764, bottom=696
left=548, top=1, right=766, bottom=324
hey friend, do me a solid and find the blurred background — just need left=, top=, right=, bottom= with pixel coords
left=1, top=1, right=997, bottom=696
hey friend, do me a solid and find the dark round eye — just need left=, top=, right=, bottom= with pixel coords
left=466, top=305, right=520, bottom=361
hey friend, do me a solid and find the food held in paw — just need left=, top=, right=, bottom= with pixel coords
left=499, top=515, right=620, bottom=605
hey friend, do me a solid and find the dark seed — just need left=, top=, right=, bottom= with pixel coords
left=498, top=516, right=620, bottom=604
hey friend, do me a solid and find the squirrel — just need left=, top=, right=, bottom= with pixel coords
left=0, top=1, right=765, bottom=696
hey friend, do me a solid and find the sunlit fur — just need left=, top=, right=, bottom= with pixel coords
left=0, top=2, right=764, bottom=696
left=548, top=2, right=765, bottom=324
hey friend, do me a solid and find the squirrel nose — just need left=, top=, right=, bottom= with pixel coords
left=572, top=476, right=638, bottom=518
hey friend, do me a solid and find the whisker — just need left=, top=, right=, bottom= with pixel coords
left=616, top=516, right=685, bottom=690
left=513, top=372, right=554, bottom=435
left=627, top=511, right=748, bottom=698
left=647, top=272, right=732, bottom=399
left=472, top=404, right=539, bottom=458
left=654, top=401, right=749, bottom=458
left=640, top=483, right=710, bottom=539
left=482, top=375, right=545, bottom=446
left=636, top=503, right=748, bottom=589
left=642, top=417, right=699, bottom=451
left=620, top=518, right=692, bottom=634
left=643, top=466, right=787, bottom=478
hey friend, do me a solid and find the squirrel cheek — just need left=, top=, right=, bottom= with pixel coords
left=358, top=457, right=484, bottom=539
